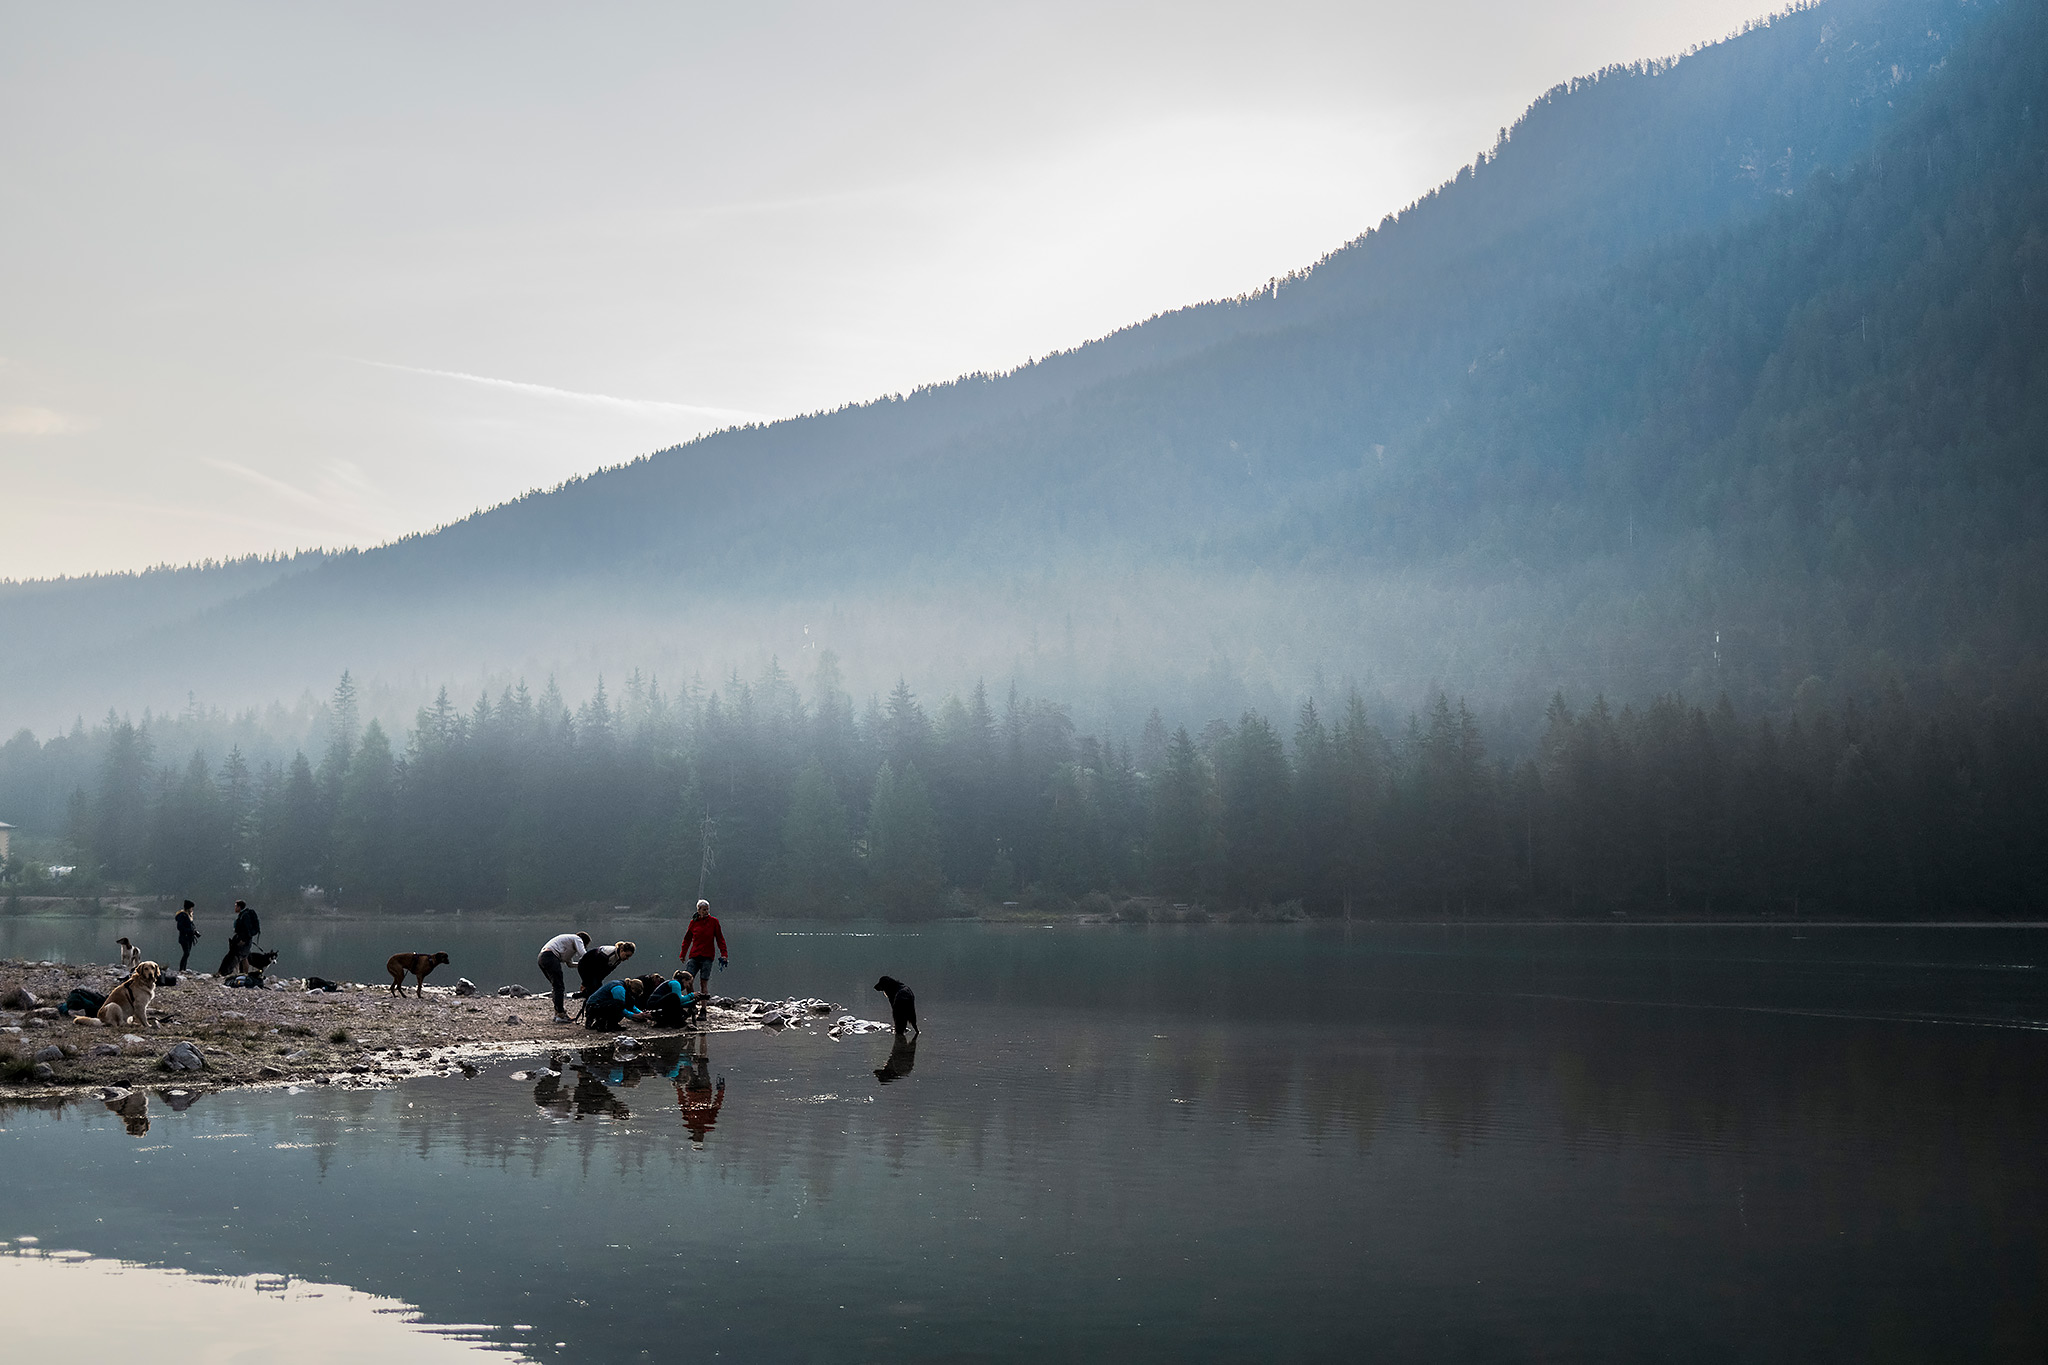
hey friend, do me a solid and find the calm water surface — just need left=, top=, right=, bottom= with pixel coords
left=3, top=919, right=2046, bottom=1362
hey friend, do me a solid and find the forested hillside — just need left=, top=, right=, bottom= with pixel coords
left=4, top=667, right=2041, bottom=919
left=0, top=0, right=2022, bottom=737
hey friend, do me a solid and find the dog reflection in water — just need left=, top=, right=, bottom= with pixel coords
left=874, top=1034, right=918, bottom=1084
left=102, top=1088, right=149, bottom=1135
left=530, top=1055, right=631, bottom=1121
left=672, top=1032, right=724, bottom=1147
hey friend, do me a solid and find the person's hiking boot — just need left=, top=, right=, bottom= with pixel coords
left=553, top=1012, right=572, bottom=1024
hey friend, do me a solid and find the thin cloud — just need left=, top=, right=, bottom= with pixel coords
left=0, top=406, right=92, bottom=436
left=355, top=360, right=766, bottom=423
left=202, top=457, right=331, bottom=514
left=201, top=457, right=397, bottom=538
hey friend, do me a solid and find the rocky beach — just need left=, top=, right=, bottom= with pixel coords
left=0, top=959, right=888, bottom=1101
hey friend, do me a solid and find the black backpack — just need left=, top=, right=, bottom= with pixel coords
left=63, top=987, right=107, bottom=1016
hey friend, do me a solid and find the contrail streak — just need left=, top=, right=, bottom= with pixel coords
left=355, top=359, right=766, bottom=423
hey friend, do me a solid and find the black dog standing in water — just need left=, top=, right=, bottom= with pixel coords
left=874, top=976, right=918, bottom=1037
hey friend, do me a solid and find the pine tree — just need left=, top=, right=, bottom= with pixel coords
left=885, top=678, right=932, bottom=774
left=217, top=745, right=254, bottom=888
left=1137, top=708, right=1170, bottom=779
left=779, top=760, right=854, bottom=915
left=335, top=721, right=396, bottom=908
left=262, top=751, right=324, bottom=897
left=1149, top=727, right=1215, bottom=900
left=330, top=671, right=360, bottom=752
left=92, top=713, right=154, bottom=883
left=866, top=761, right=944, bottom=916
left=1293, top=700, right=1343, bottom=912
left=1332, top=692, right=1390, bottom=917
left=1219, top=711, right=1295, bottom=908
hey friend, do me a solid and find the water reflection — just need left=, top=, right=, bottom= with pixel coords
left=672, top=1031, right=724, bottom=1146
left=102, top=1089, right=149, bottom=1135
left=522, top=1039, right=732, bottom=1125
left=0, top=1247, right=530, bottom=1361
left=530, top=1053, right=631, bottom=1121
left=6, top=924, right=2048, bottom=1362
left=874, top=1033, right=917, bottom=1083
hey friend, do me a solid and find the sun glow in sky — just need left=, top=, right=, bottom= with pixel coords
left=0, top=1, right=1772, bottom=580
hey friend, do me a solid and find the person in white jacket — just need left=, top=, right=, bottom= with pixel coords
left=538, top=931, right=592, bottom=1023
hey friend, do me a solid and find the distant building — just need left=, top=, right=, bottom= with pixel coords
left=0, top=822, right=11, bottom=860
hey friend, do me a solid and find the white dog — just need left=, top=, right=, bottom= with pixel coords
left=116, top=937, right=142, bottom=973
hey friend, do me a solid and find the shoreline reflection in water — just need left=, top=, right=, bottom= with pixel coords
left=0, top=1246, right=532, bottom=1362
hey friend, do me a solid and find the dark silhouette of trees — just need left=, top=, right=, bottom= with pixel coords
left=7, top=669, right=2040, bottom=922
left=778, top=759, right=855, bottom=912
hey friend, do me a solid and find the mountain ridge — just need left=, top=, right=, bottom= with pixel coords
left=1, top=0, right=2027, bottom=737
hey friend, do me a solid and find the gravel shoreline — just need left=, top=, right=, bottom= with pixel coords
left=1, top=959, right=876, bottom=1102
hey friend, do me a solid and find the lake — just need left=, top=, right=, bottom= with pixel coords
left=4, top=917, right=2046, bottom=1361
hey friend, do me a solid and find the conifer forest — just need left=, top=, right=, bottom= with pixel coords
left=3, top=663, right=2041, bottom=920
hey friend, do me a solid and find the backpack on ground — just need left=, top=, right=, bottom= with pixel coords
left=63, top=987, right=107, bottom=1016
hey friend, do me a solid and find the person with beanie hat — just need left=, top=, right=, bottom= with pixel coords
left=174, top=900, right=200, bottom=972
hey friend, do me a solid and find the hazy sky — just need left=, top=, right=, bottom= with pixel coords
left=1, top=1, right=1770, bottom=580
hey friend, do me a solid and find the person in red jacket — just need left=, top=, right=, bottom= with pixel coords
left=680, top=900, right=727, bottom=1016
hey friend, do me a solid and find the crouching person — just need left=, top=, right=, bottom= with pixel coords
left=583, top=979, right=640, bottom=1031
left=538, top=931, right=592, bottom=1024
left=584, top=974, right=660, bottom=1032
left=642, top=972, right=702, bottom=1028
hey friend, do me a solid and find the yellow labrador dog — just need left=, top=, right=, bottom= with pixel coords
left=98, top=961, right=162, bottom=1028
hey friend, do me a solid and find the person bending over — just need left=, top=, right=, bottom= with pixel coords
left=576, top=940, right=637, bottom=1002
left=538, top=930, right=592, bottom=1024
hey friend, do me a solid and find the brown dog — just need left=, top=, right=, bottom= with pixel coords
left=386, top=951, right=450, bottom=998
left=98, top=961, right=162, bottom=1027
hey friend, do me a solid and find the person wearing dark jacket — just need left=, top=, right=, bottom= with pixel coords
left=575, top=940, right=637, bottom=1001
left=218, top=899, right=261, bottom=976
left=174, top=900, right=200, bottom=972
left=643, top=973, right=703, bottom=1027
